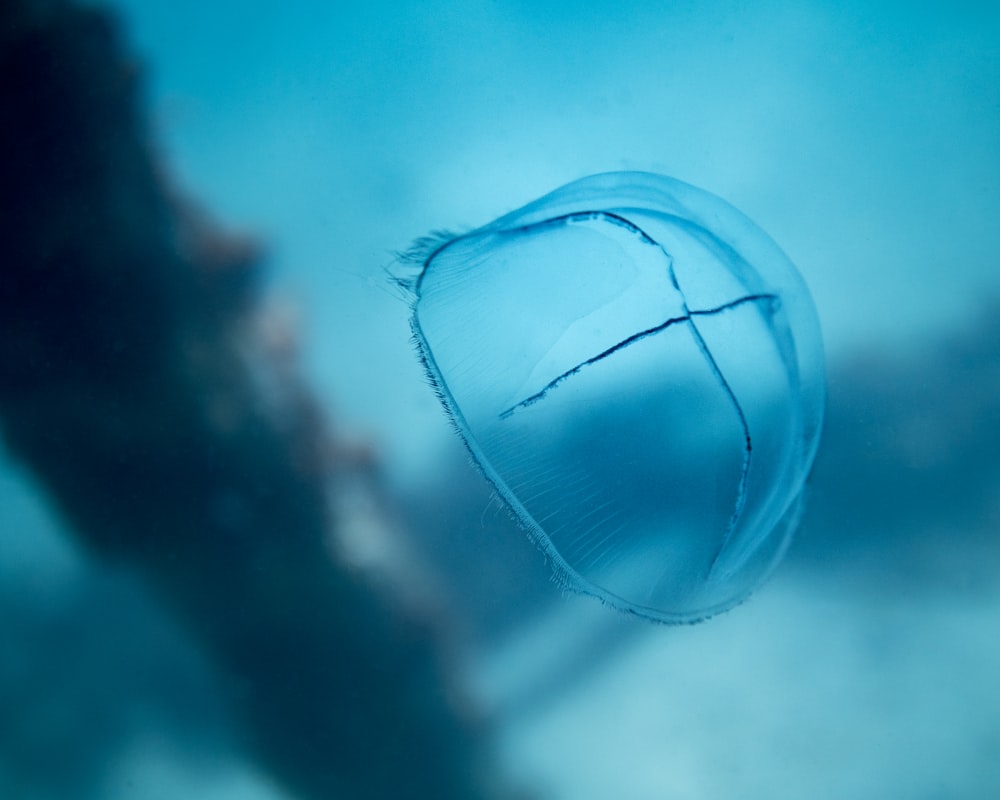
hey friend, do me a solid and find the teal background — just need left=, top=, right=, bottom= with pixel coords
left=3, top=2, right=998, bottom=798
left=106, top=0, right=1000, bottom=479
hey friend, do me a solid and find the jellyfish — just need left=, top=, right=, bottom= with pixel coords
left=401, top=172, right=824, bottom=623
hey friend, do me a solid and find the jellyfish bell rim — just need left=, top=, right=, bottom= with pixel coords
left=410, top=322, right=807, bottom=624
left=407, top=171, right=824, bottom=433
left=407, top=172, right=825, bottom=497
left=404, top=170, right=825, bottom=624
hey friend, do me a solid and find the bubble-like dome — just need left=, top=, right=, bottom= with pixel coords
left=403, top=172, right=825, bottom=623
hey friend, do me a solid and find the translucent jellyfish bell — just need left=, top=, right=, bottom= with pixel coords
left=402, top=172, right=825, bottom=623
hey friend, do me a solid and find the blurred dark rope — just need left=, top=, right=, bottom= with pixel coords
left=0, top=2, right=516, bottom=798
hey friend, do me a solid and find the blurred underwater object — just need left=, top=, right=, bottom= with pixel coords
left=402, top=172, right=825, bottom=622
left=800, top=297, right=1000, bottom=575
left=0, top=1, right=524, bottom=799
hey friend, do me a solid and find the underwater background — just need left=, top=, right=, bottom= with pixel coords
left=1, top=1, right=998, bottom=798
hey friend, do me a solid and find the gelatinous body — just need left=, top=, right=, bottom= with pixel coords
left=403, top=172, right=824, bottom=623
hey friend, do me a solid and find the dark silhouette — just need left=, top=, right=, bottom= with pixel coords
left=0, top=2, right=513, bottom=798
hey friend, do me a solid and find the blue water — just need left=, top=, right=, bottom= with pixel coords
left=4, top=1, right=999, bottom=798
